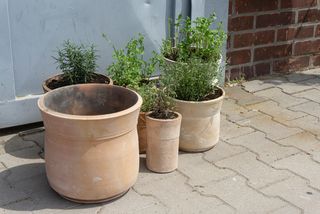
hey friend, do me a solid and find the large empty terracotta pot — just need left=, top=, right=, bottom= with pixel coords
left=38, top=84, right=142, bottom=203
left=174, top=87, right=225, bottom=152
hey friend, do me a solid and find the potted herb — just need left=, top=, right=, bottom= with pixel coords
left=42, top=40, right=112, bottom=92
left=160, top=14, right=226, bottom=152
left=106, top=34, right=157, bottom=153
left=145, top=87, right=182, bottom=173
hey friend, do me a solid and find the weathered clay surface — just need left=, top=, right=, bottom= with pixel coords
left=137, top=112, right=147, bottom=154
left=38, top=84, right=142, bottom=203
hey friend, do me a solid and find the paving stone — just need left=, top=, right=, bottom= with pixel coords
left=0, top=179, right=29, bottom=207
left=216, top=152, right=293, bottom=189
left=272, top=153, right=320, bottom=189
left=254, top=88, right=308, bottom=108
left=220, top=115, right=255, bottom=140
left=21, top=132, right=44, bottom=149
left=197, top=175, right=287, bottom=213
left=239, top=115, right=302, bottom=141
left=225, top=86, right=267, bottom=106
left=261, top=176, right=320, bottom=214
left=242, top=76, right=286, bottom=93
left=222, top=98, right=262, bottom=123
left=204, top=141, right=247, bottom=163
left=277, top=132, right=320, bottom=156
left=289, top=101, right=320, bottom=119
left=226, top=132, right=300, bottom=163
left=284, top=115, right=320, bottom=137
left=0, top=134, right=36, bottom=156
left=286, top=72, right=318, bottom=83
left=0, top=146, right=43, bottom=167
left=248, top=100, right=306, bottom=122
left=134, top=172, right=230, bottom=214
left=268, top=205, right=301, bottom=214
left=294, top=89, right=320, bottom=103
left=275, top=78, right=320, bottom=94
left=178, top=153, right=235, bottom=186
left=300, top=68, right=320, bottom=75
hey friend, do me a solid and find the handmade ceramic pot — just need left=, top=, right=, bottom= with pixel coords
left=38, top=84, right=142, bottom=203
left=137, top=112, right=147, bottom=154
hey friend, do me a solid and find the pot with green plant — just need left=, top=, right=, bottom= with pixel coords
left=145, top=87, right=182, bottom=173
left=160, top=13, right=226, bottom=152
left=106, top=34, right=157, bottom=153
left=43, top=40, right=112, bottom=92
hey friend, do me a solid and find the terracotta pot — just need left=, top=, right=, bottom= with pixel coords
left=137, top=112, right=147, bottom=154
left=174, top=87, right=225, bottom=152
left=145, top=112, right=182, bottom=173
left=38, top=84, right=142, bottom=203
left=42, top=73, right=113, bottom=93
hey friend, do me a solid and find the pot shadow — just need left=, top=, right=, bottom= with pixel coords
left=258, top=72, right=319, bottom=86
left=0, top=163, right=126, bottom=212
left=3, top=131, right=44, bottom=159
left=139, top=156, right=151, bottom=174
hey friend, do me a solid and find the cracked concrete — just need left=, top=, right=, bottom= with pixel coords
left=0, top=69, right=320, bottom=213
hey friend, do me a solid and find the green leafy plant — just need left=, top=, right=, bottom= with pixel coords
left=134, top=83, right=158, bottom=112
left=148, top=86, right=176, bottom=119
left=53, top=40, right=97, bottom=84
left=105, top=34, right=157, bottom=88
left=160, top=13, right=226, bottom=101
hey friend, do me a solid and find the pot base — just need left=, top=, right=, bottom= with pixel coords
left=57, top=188, right=130, bottom=204
left=179, top=145, right=216, bottom=153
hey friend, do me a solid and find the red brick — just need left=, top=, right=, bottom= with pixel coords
left=229, top=0, right=233, bottom=15
left=254, top=44, right=293, bottom=61
left=254, top=30, right=275, bottom=45
left=312, top=55, right=320, bottom=66
left=281, top=0, right=317, bottom=8
left=255, top=63, right=271, bottom=76
left=298, top=9, right=320, bottom=23
left=294, top=39, right=320, bottom=55
left=228, top=16, right=254, bottom=31
left=227, top=50, right=251, bottom=65
left=229, top=66, right=254, bottom=80
left=233, top=33, right=254, bottom=48
left=235, top=0, right=278, bottom=14
left=316, top=25, right=320, bottom=36
left=227, top=34, right=232, bottom=49
left=256, top=12, right=295, bottom=28
left=277, top=26, right=314, bottom=41
left=273, top=56, right=310, bottom=72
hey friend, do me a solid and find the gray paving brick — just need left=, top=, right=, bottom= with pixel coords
left=289, top=101, right=320, bottom=119
left=268, top=205, right=301, bottom=214
left=277, top=132, right=320, bottom=155
left=294, top=88, right=320, bottom=103
left=204, top=141, right=247, bottom=163
left=0, top=134, right=36, bottom=156
left=134, top=172, right=229, bottom=214
left=248, top=100, right=306, bottom=122
left=178, top=153, right=235, bottom=186
left=197, top=175, right=287, bottom=214
left=225, top=86, right=267, bottom=106
left=286, top=72, right=318, bottom=83
left=261, top=176, right=320, bottom=214
left=216, top=152, right=293, bottom=189
left=239, top=115, right=302, bottom=141
left=222, top=98, right=261, bottom=121
left=220, top=115, right=255, bottom=140
left=272, top=153, right=320, bottom=189
left=284, top=115, right=320, bottom=137
left=227, top=132, right=300, bottom=163
left=254, top=88, right=308, bottom=108
left=275, top=78, right=319, bottom=94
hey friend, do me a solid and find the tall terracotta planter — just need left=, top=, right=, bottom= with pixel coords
left=146, top=112, right=182, bottom=173
left=42, top=73, right=113, bottom=93
left=38, top=84, right=142, bottom=203
left=137, top=112, right=147, bottom=153
left=174, top=87, right=225, bottom=152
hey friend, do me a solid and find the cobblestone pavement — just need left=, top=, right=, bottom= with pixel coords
left=0, top=69, right=320, bottom=213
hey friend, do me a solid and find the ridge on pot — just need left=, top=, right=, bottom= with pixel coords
left=38, top=84, right=142, bottom=203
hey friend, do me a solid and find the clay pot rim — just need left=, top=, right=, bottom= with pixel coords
left=38, top=84, right=142, bottom=120
left=173, top=86, right=225, bottom=104
left=42, top=73, right=113, bottom=92
left=145, top=111, right=182, bottom=122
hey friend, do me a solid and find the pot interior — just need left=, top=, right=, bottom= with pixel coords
left=43, top=84, right=138, bottom=115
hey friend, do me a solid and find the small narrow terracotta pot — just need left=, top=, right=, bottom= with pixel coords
left=38, top=84, right=142, bottom=203
left=137, top=112, right=147, bottom=154
left=174, top=87, right=225, bottom=152
left=145, top=112, right=182, bottom=173
left=42, top=73, right=113, bottom=93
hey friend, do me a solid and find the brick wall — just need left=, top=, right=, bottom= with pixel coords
left=226, top=0, right=320, bottom=80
